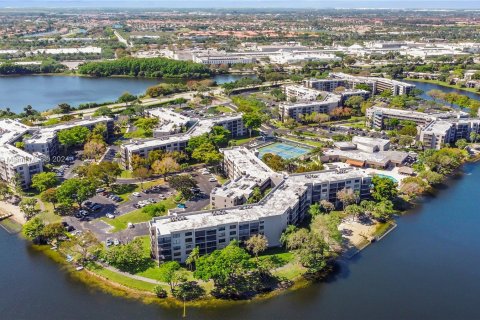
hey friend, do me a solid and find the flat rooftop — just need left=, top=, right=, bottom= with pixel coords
left=152, top=167, right=370, bottom=236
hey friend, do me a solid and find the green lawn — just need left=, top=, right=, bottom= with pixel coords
left=120, top=170, right=133, bottom=179
left=34, top=196, right=61, bottom=224
left=256, top=247, right=295, bottom=267
left=100, top=194, right=176, bottom=232
left=124, top=127, right=150, bottom=139
left=273, top=262, right=305, bottom=280
left=87, top=263, right=160, bottom=292
left=229, top=134, right=258, bottom=146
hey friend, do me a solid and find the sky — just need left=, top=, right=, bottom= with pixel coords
left=1, top=0, right=480, bottom=9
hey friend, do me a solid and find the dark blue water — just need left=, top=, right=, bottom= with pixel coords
left=0, top=74, right=254, bottom=112
left=1, top=163, right=480, bottom=319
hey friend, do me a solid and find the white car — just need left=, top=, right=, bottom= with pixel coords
left=132, top=192, right=141, bottom=197
left=127, top=223, right=134, bottom=229
left=202, top=171, right=210, bottom=175
left=105, top=213, right=115, bottom=219
left=113, top=239, right=120, bottom=246
left=209, top=177, right=217, bottom=182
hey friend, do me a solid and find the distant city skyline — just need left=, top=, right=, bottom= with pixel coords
left=1, top=0, right=480, bottom=9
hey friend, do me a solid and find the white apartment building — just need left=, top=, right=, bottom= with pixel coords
left=283, top=85, right=322, bottom=102
left=121, top=114, right=246, bottom=169
left=419, top=119, right=480, bottom=150
left=328, top=72, right=416, bottom=96
left=211, top=147, right=284, bottom=209
left=192, top=55, right=255, bottom=65
left=24, top=116, right=114, bottom=159
left=146, top=108, right=193, bottom=137
left=0, top=120, right=43, bottom=189
left=150, top=166, right=371, bottom=263
left=365, top=106, right=468, bottom=130
left=150, top=146, right=372, bottom=263
left=279, top=96, right=340, bottom=122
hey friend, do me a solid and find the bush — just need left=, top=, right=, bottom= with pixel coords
left=153, top=286, right=168, bottom=298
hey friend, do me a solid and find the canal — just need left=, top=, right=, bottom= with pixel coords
left=1, top=162, right=480, bottom=320
left=0, top=74, right=255, bottom=113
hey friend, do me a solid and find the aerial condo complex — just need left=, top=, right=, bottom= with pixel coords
left=1, top=2, right=480, bottom=319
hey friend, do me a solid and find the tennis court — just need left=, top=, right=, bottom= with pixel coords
left=257, top=142, right=312, bottom=160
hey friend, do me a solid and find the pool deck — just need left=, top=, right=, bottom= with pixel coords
left=365, top=167, right=407, bottom=184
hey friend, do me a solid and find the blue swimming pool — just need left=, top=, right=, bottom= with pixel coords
left=257, top=142, right=312, bottom=160
left=375, top=173, right=398, bottom=183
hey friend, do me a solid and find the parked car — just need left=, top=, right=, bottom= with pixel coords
left=177, top=203, right=186, bottom=209
left=132, top=192, right=141, bottom=197
left=91, top=204, right=103, bottom=211
left=147, top=198, right=157, bottom=203
left=113, top=239, right=120, bottom=246
left=127, top=223, right=134, bottom=229
left=105, top=213, right=115, bottom=219
left=208, top=177, right=217, bottom=182
left=105, top=238, right=113, bottom=247
left=96, top=188, right=105, bottom=193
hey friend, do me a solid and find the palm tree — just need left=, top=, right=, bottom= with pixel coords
left=185, top=247, right=200, bottom=271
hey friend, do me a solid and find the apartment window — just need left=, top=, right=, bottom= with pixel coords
left=185, top=232, right=192, bottom=236
left=230, top=231, right=236, bottom=236
left=218, top=227, right=225, bottom=231
left=230, top=225, right=236, bottom=229
left=185, top=237, right=192, bottom=243
left=172, top=234, right=180, bottom=238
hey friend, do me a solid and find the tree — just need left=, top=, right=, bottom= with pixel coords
left=311, top=213, right=342, bottom=250
left=209, top=126, right=231, bottom=147
left=245, top=234, right=268, bottom=260
left=76, top=161, right=122, bottom=187
left=132, top=167, right=151, bottom=190
left=117, top=91, right=137, bottom=104
left=168, top=174, right=197, bottom=200
left=0, top=181, right=11, bottom=200
left=157, top=261, right=186, bottom=292
left=262, top=153, right=286, bottom=171
left=308, top=203, right=322, bottom=217
left=42, top=223, right=65, bottom=241
left=336, top=188, right=358, bottom=210
left=345, top=204, right=365, bottom=221
left=31, top=172, right=58, bottom=193
left=134, top=117, right=159, bottom=135
left=22, top=217, right=45, bottom=239
left=242, top=112, right=262, bottom=137
left=344, top=96, right=364, bottom=109
left=191, top=142, right=223, bottom=167
left=172, top=281, right=205, bottom=301
left=57, top=126, right=91, bottom=152
left=194, top=241, right=253, bottom=285
left=56, top=178, right=96, bottom=207
left=247, top=187, right=262, bottom=204
left=40, top=188, right=58, bottom=209
left=57, top=103, right=73, bottom=113
left=455, top=138, right=468, bottom=149
left=62, top=230, right=102, bottom=265
left=103, top=238, right=147, bottom=272
left=83, top=139, right=107, bottom=160
left=371, top=176, right=398, bottom=202
left=320, top=200, right=335, bottom=213
left=20, top=198, right=40, bottom=220
left=185, top=247, right=200, bottom=271
left=151, top=157, right=180, bottom=180
left=370, top=200, right=395, bottom=222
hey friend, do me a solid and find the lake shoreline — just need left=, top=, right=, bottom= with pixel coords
left=405, top=78, right=480, bottom=95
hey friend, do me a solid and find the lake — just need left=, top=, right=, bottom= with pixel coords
left=406, top=80, right=480, bottom=102
left=0, top=74, right=255, bottom=113
left=1, top=162, right=480, bottom=320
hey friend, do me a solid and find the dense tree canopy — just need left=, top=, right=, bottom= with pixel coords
left=78, top=57, right=212, bottom=78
